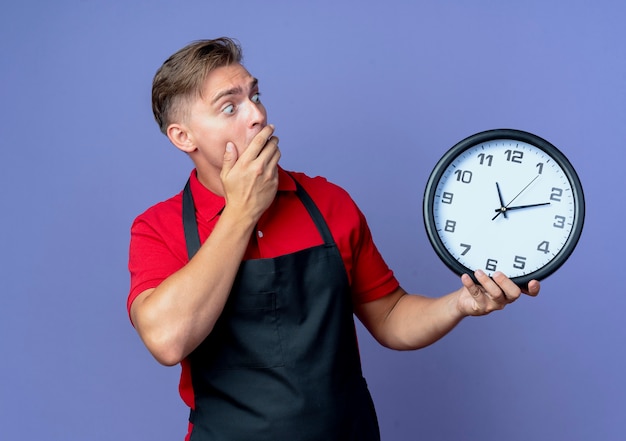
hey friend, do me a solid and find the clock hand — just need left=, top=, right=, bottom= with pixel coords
left=495, top=182, right=508, bottom=219
left=502, top=202, right=551, bottom=211
left=491, top=201, right=551, bottom=220
left=492, top=174, right=541, bottom=221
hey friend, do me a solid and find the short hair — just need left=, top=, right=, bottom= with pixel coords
left=151, top=37, right=243, bottom=134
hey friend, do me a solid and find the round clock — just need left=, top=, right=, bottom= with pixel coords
left=423, top=129, right=585, bottom=287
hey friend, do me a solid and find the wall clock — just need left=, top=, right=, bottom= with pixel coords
left=423, top=129, right=585, bottom=287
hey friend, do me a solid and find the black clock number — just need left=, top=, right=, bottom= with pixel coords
left=553, top=215, right=566, bottom=229
left=441, top=192, right=453, bottom=204
left=460, top=243, right=471, bottom=256
left=537, top=240, right=551, bottom=254
left=505, top=149, right=524, bottom=164
left=486, top=259, right=498, bottom=272
left=536, top=162, right=544, bottom=174
left=454, top=169, right=473, bottom=184
left=513, top=255, right=527, bottom=270
left=444, top=220, right=456, bottom=233
left=477, top=153, right=493, bottom=166
left=550, top=187, right=563, bottom=202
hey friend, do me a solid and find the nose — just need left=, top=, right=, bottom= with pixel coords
left=246, top=98, right=266, bottom=128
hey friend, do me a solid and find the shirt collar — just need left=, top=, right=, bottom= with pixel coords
left=189, top=166, right=296, bottom=222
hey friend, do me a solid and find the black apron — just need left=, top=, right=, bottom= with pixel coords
left=182, top=178, right=380, bottom=441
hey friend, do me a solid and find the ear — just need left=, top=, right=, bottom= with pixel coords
left=166, top=123, right=196, bottom=154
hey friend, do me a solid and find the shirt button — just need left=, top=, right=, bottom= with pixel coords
left=257, top=230, right=264, bottom=238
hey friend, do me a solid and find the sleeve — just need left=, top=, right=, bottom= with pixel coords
left=127, top=211, right=187, bottom=317
left=348, top=206, right=400, bottom=304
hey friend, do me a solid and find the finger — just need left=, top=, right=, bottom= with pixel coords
left=491, top=271, right=522, bottom=302
left=523, top=279, right=541, bottom=297
left=264, top=136, right=281, bottom=166
left=461, top=273, right=485, bottom=313
left=221, top=142, right=238, bottom=177
left=461, top=273, right=481, bottom=298
left=241, top=124, right=275, bottom=160
left=264, top=135, right=280, bottom=156
left=267, top=140, right=281, bottom=170
left=474, top=270, right=507, bottom=304
left=248, top=134, right=280, bottom=178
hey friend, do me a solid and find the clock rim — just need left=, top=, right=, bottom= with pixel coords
left=422, top=128, right=585, bottom=287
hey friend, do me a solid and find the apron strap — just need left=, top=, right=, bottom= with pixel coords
left=182, top=179, right=201, bottom=260
left=292, top=178, right=335, bottom=246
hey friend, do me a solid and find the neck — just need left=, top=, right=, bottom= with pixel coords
left=195, top=167, right=225, bottom=197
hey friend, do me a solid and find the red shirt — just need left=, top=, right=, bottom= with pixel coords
left=127, top=167, right=399, bottom=408
left=128, top=167, right=398, bottom=309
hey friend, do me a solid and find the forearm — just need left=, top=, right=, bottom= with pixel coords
left=383, top=289, right=466, bottom=350
left=356, top=287, right=467, bottom=351
left=358, top=271, right=537, bottom=351
left=131, top=207, right=256, bottom=365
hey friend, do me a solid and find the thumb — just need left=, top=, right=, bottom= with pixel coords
left=221, top=142, right=238, bottom=174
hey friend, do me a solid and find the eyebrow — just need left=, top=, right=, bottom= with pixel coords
left=211, top=77, right=259, bottom=105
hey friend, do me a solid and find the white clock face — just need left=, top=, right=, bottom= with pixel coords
left=430, top=138, right=579, bottom=280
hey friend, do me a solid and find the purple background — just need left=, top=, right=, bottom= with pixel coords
left=1, top=1, right=624, bottom=440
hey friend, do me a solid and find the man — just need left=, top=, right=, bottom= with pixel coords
left=128, top=37, right=540, bottom=441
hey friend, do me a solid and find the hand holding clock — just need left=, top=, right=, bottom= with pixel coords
left=456, top=270, right=540, bottom=317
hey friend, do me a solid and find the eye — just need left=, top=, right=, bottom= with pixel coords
left=222, top=104, right=235, bottom=114
left=251, top=92, right=261, bottom=104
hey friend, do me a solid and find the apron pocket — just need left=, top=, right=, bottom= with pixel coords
left=198, top=290, right=285, bottom=370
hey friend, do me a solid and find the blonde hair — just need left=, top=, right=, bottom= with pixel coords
left=151, top=37, right=243, bottom=134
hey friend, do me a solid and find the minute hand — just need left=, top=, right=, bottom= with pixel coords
left=495, top=202, right=551, bottom=213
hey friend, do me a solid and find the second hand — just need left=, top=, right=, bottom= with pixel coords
left=492, top=174, right=541, bottom=221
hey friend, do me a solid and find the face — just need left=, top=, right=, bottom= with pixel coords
left=171, top=63, right=267, bottom=184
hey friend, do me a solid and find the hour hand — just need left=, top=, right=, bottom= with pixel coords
left=495, top=182, right=508, bottom=219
